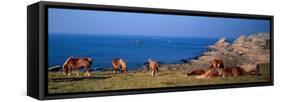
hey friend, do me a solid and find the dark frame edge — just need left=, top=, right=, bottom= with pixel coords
left=270, top=16, right=274, bottom=85
left=39, top=1, right=46, bottom=100
left=27, top=2, right=40, bottom=100
left=39, top=1, right=273, bottom=19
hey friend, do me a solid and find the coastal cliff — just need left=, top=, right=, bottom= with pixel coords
left=153, top=32, right=270, bottom=71
left=188, top=32, right=270, bottom=69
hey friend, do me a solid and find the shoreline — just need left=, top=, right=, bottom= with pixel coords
left=48, top=51, right=206, bottom=72
left=48, top=50, right=206, bottom=72
left=48, top=58, right=197, bottom=72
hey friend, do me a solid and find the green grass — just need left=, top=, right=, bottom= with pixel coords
left=48, top=63, right=270, bottom=94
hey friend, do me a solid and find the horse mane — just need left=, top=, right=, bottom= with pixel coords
left=148, top=58, right=157, bottom=63
left=62, top=57, right=73, bottom=69
left=87, top=58, right=92, bottom=61
left=119, top=59, right=126, bottom=65
left=88, top=58, right=92, bottom=67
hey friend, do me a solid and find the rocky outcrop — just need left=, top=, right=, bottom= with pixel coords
left=189, top=32, right=270, bottom=69
left=230, top=33, right=270, bottom=64
left=209, top=37, right=230, bottom=50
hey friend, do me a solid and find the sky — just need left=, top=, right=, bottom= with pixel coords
left=48, top=8, right=270, bottom=38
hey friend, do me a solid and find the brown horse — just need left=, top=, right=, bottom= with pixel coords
left=196, top=68, right=221, bottom=79
left=112, top=58, right=126, bottom=74
left=185, top=68, right=205, bottom=76
left=62, top=57, right=92, bottom=77
left=148, top=59, right=159, bottom=77
left=209, top=59, right=224, bottom=69
left=219, top=66, right=246, bottom=77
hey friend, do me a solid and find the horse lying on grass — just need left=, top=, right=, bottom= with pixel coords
left=185, top=68, right=205, bottom=76
left=219, top=64, right=261, bottom=78
left=196, top=64, right=261, bottom=79
left=196, top=68, right=221, bottom=79
left=219, top=66, right=245, bottom=77
left=196, top=59, right=261, bottom=79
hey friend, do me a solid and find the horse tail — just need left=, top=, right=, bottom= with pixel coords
left=119, top=59, right=126, bottom=73
left=153, top=63, right=158, bottom=71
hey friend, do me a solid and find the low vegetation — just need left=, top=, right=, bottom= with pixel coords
left=48, top=63, right=270, bottom=94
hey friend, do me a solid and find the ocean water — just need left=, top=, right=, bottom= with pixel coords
left=48, top=34, right=220, bottom=70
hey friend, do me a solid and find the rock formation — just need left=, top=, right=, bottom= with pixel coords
left=189, top=32, right=270, bottom=69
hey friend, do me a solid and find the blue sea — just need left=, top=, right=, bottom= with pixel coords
left=48, top=34, right=222, bottom=70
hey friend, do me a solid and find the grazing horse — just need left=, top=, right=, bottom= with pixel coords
left=62, top=57, right=92, bottom=77
left=219, top=66, right=246, bottom=77
left=185, top=68, right=205, bottom=76
left=209, top=59, right=224, bottom=69
left=148, top=59, right=159, bottom=77
left=112, top=58, right=126, bottom=74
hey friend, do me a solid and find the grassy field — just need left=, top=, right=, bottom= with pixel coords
left=48, top=63, right=270, bottom=94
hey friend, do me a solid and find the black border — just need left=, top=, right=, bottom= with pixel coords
left=37, top=1, right=273, bottom=100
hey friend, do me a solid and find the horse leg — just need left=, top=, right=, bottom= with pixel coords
left=63, top=67, right=68, bottom=76
left=76, top=69, right=80, bottom=76
left=63, top=70, right=66, bottom=75
left=84, top=71, right=88, bottom=76
left=151, top=70, right=155, bottom=77
left=68, top=68, right=71, bottom=76
left=85, top=71, right=89, bottom=77
left=122, top=68, right=126, bottom=74
left=84, top=69, right=90, bottom=77
left=84, top=67, right=90, bottom=77
left=113, top=68, right=117, bottom=74
left=196, top=74, right=205, bottom=79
